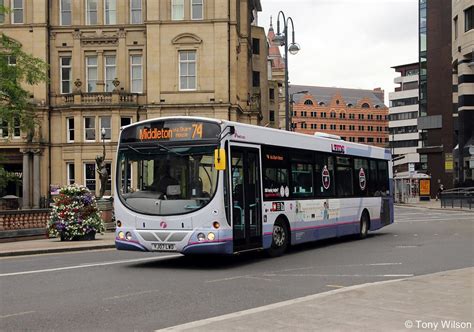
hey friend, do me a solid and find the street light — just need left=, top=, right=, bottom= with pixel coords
left=290, top=90, right=308, bottom=131
left=274, top=11, right=301, bottom=131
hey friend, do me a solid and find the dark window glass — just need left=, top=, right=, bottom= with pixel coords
left=353, top=158, right=368, bottom=197
left=378, top=160, right=389, bottom=194
left=269, top=88, right=275, bottom=100
left=252, top=38, right=260, bottom=55
left=269, top=110, right=275, bottom=122
left=290, top=153, right=313, bottom=198
left=252, top=71, right=260, bottom=87
left=314, top=154, right=335, bottom=197
left=465, top=6, right=473, bottom=32
left=262, top=148, right=289, bottom=200
left=121, top=117, right=132, bottom=127
left=368, top=160, right=378, bottom=196
left=336, top=156, right=353, bottom=197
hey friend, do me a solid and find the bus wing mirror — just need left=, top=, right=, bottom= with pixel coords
left=214, top=148, right=226, bottom=171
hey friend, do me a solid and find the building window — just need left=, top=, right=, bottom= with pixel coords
left=252, top=38, right=260, bottom=55
left=304, top=100, right=313, bottom=105
left=367, top=137, right=374, bottom=143
left=361, top=103, right=370, bottom=108
left=269, top=88, right=275, bottom=100
left=130, top=0, right=142, bottom=24
left=172, top=0, right=184, bottom=20
left=121, top=117, right=132, bottom=127
left=84, top=163, right=96, bottom=191
left=465, top=6, right=473, bottom=32
left=60, top=57, right=72, bottom=94
left=1, top=117, right=20, bottom=138
left=104, top=55, right=116, bottom=92
left=191, top=0, right=203, bottom=20
left=252, top=71, right=260, bottom=87
left=105, top=0, right=116, bottom=24
left=0, top=0, right=4, bottom=23
left=269, top=111, right=275, bottom=122
left=11, top=0, right=23, bottom=23
left=130, top=55, right=143, bottom=93
left=67, top=163, right=75, bottom=185
left=86, top=56, right=98, bottom=92
left=60, top=0, right=72, bottom=25
left=330, top=111, right=336, bottom=118
left=105, top=163, right=112, bottom=192
left=67, top=117, right=74, bottom=142
left=100, top=116, right=111, bottom=140
left=179, top=51, right=196, bottom=90
left=86, top=0, right=98, bottom=25
left=84, top=117, right=96, bottom=141
left=358, top=137, right=365, bottom=143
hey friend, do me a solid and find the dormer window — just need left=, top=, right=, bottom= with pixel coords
left=304, top=100, right=313, bottom=105
left=318, top=101, right=325, bottom=106
left=361, top=103, right=370, bottom=108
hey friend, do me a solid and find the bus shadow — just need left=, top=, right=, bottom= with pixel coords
left=287, top=232, right=390, bottom=255
left=128, top=232, right=391, bottom=270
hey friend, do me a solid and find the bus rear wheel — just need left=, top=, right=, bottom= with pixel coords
left=359, top=212, right=369, bottom=239
left=267, top=219, right=289, bottom=257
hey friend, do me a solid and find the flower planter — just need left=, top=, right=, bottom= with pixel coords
left=48, top=185, right=105, bottom=240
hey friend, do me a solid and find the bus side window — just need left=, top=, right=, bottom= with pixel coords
left=314, top=154, right=335, bottom=197
left=368, top=160, right=378, bottom=196
left=377, top=160, right=389, bottom=195
left=336, top=156, right=354, bottom=197
left=353, top=158, right=368, bottom=197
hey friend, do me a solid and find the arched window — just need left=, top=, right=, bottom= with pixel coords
left=336, top=99, right=340, bottom=105
left=304, top=100, right=313, bottom=105
left=361, top=103, right=370, bottom=108
left=318, top=101, right=326, bottom=106
left=330, top=111, right=336, bottom=118
left=347, top=103, right=353, bottom=108
left=375, top=104, right=380, bottom=109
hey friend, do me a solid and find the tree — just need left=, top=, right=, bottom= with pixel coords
left=0, top=5, right=48, bottom=139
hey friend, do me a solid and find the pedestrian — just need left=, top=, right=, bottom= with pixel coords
left=436, top=184, right=444, bottom=201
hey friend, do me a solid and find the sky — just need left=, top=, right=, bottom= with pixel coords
left=259, top=0, right=419, bottom=103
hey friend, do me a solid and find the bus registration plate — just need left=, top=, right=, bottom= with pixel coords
left=152, top=243, right=176, bottom=251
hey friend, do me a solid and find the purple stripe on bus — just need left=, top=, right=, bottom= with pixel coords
left=115, top=239, right=147, bottom=251
left=292, top=221, right=359, bottom=232
left=187, top=237, right=233, bottom=246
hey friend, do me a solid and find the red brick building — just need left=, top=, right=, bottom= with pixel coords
left=290, top=85, right=389, bottom=148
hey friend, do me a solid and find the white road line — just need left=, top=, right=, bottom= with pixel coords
left=104, top=289, right=161, bottom=301
left=0, top=255, right=181, bottom=277
left=0, top=311, right=35, bottom=319
left=262, top=273, right=414, bottom=278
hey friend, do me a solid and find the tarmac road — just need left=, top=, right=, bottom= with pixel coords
left=1, top=206, right=473, bottom=331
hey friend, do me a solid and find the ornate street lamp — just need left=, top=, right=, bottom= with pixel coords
left=274, top=11, right=301, bottom=131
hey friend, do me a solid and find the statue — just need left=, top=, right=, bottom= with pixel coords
left=95, top=155, right=108, bottom=199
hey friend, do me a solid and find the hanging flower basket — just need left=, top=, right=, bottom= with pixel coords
left=47, top=185, right=105, bottom=241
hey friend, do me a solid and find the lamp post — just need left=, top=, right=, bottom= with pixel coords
left=290, top=90, right=308, bottom=131
left=273, top=11, right=301, bottom=131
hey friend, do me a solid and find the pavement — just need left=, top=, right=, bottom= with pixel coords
left=159, top=267, right=473, bottom=331
left=0, top=231, right=115, bottom=257
left=395, top=198, right=473, bottom=211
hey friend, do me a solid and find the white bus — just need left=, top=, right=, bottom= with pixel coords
left=115, top=117, right=393, bottom=256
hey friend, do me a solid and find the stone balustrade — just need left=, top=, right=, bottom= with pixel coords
left=0, top=209, right=50, bottom=233
left=61, top=91, right=138, bottom=106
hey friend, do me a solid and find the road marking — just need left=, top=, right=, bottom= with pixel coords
left=263, top=273, right=414, bottom=278
left=0, top=255, right=181, bottom=277
left=326, top=284, right=345, bottom=288
left=104, top=289, right=161, bottom=301
left=156, top=277, right=410, bottom=331
left=0, top=311, right=35, bottom=319
left=396, top=245, right=418, bottom=248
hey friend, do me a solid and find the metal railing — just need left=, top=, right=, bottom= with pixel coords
left=440, top=187, right=474, bottom=210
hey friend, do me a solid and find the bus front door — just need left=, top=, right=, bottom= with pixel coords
left=230, top=146, right=262, bottom=252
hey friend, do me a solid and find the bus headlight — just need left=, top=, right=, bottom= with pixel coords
left=197, top=233, right=206, bottom=242
left=116, top=220, right=122, bottom=227
left=125, top=232, right=132, bottom=240
left=207, top=232, right=215, bottom=241
left=118, top=231, right=125, bottom=240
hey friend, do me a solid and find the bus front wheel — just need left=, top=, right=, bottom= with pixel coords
left=267, top=219, right=289, bottom=257
left=359, top=212, right=369, bottom=239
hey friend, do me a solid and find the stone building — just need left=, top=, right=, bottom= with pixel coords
left=0, top=0, right=275, bottom=208
left=290, top=85, right=389, bottom=148
left=452, top=0, right=473, bottom=186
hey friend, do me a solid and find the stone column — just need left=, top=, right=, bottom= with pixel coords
left=21, top=150, right=31, bottom=209
left=33, top=150, right=41, bottom=209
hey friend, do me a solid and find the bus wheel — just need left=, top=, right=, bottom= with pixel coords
left=267, top=219, right=289, bottom=257
left=359, top=212, right=369, bottom=239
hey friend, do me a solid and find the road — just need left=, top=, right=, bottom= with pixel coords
left=1, top=207, right=473, bottom=331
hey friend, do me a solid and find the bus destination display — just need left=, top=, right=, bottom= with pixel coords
left=121, top=120, right=221, bottom=143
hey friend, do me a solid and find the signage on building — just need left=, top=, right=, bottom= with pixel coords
left=50, top=184, right=60, bottom=195
left=444, top=153, right=453, bottom=172
left=419, top=179, right=430, bottom=196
